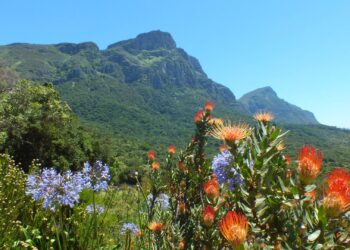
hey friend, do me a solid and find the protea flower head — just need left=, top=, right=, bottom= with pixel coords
left=151, top=161, right=160, bottom=171
left=202, top=205, right=216, bottom=227
left=203, top=177, right=220, bottom=199
left=211, top=122, right=251, bottom=146
left=194, top=110, right=205, bottom=123
left=323, top=192, right=350, bottom=217
left=254, top=112, right=274, bottom=123
left=327, top=168, right=350, bottom=192
left=323, top=168, right=350, bottom=217
left=297, top=145, right=323, bottom=184
left=219, top=210, right=248, bottom=247
left=209, top=118, right=224, bottom=127
left=147, top=151, right=156, bottom=161
left=148, top=221, right=164, bottom=233
left=204, top=100, right=214, bottom=112
left=167, top=144, right=176, bottom=155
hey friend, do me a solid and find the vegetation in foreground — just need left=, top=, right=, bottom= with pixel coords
left=1, top=98, right=350, bottom=249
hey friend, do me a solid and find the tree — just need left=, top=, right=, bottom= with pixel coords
left=0, top=80, right=107, bottom=171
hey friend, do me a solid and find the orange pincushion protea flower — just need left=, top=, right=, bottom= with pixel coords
left=297, top=145, right=323, bottom=184
left=148, top=222, right=164, bottom=233
left=147, top=151, right=156, bottom=161
left=203, top=177, right=220, bottom=199
left=327, top=168, right=350, bottom=192
left=254, top=112, right=274, bottom=122
left=167, top=144, right=176, bottom=155
left=323, top=168, right=350, bottom=217
left=194, top=110, right=205, bottom=123
left=204, top=101, right=214, bottom=112
left=209, top=118, right=224, bottom=127
left=211, top=122, right=251, bottom=145
left=202, top=205, right=216, bottom=227
left=219, top=210, right=248, bottom=247
left=323, top=192, right=350, bottom=217
left=151, top=161, right=160, bottom=171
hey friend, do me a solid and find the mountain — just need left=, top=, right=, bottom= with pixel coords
left=0, top=31, right=247, bottom=149
left=239, top=87, right=318, bottom=124
left=0, top=30, right=349, bottom=167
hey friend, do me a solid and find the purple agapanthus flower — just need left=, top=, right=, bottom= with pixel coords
left=83, top=161, right=110, bottom=192
left=86, top=204, right=104, bottom=214
left=26, top=168, right=87, bottom=211
left=147, top=193, right=169, bottom=210
left=212, top=150, right=243, bottom=190
left=121, top=223, right=139, bottom=235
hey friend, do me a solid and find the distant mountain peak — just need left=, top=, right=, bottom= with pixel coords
left=108, top=30, right=176, bottom=51
left=251, top=86, right=277, bottom=96
left=239, top=86, right=319, bottom=124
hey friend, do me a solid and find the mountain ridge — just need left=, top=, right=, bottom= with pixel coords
left=239, top=86, right=319, bottom=124
left=0, top=30, right=349, bottom=167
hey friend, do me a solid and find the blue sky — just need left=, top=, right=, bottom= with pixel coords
left=1, top=0, right=350, bottom=128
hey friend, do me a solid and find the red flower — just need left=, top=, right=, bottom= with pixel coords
left=147, top=151, right=156, bottom=161
left=219, top=210, right=248, bottom=247
left=202, top=205, right=216, bottom=227
left=203, top=178, right=220, bottom=199
left=148, top=222, right=164, bottom=233
left=297, top=145, right=323, bottom=184
left=194, top=110, right=205, bottom=123
left=167, top=144, right=176, bottom=155
left=324, top=168, right=350, bottom=217
left=204, top=101, right=214, bottom=112
left=151, top=161, right=160, bottom=171
left=327, top=168, right=350, bottom=193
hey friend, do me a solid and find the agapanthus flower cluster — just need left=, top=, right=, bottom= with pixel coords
left=26, top=168, right=87, bottom=211
left=83, top=161, right=110, bottom=192
left=121, top=223, right=139, bottom=235
left=86, top=204, right=105, bottom=214
left=212, top=150, right=243, bottom=190
left=147, top=193, right=169, bottom=210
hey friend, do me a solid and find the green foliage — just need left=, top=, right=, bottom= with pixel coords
left=1, top=32, right=349, bottom=169
left=0, top=80, right=108, bottom=171
left=0, top=154, right=35, bottom=248
left=122, top=104, right=350, bottom=249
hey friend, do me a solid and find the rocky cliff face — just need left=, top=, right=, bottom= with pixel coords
left=0, top=30, right=246, bottom=147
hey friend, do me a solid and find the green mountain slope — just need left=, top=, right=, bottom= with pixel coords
left=239, top=86, right=319, bottom=124
left=0, top=30, right=349, bottom=168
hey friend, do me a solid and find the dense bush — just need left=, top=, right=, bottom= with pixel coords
left=0, top=80, right=110, bottom=171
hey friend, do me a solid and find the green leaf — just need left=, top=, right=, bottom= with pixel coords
left=307, top=230, right=321, bottom=242
left=304, top=184, right=316, bottom=192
